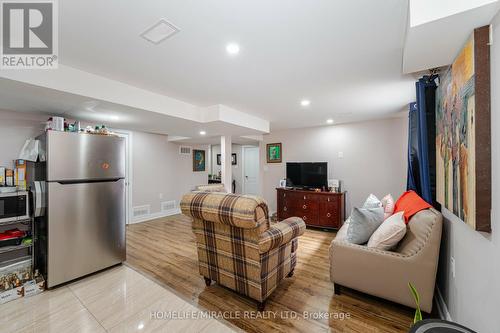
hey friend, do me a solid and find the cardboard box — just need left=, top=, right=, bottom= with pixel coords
left=0, top=286, right=23, bottom=304
left=0, top=167, right=5, bottom=186
left=24, top=278, right=45, bottom=297
left=15, top=160, right=27, bottom=190
left=5, top=169, right=14, bottom=187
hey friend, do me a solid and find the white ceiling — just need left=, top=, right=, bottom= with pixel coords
left=403, top=0, right=500, bottom=73
left=55, top=0, right=416, bottom=130
left=0, top=78, right=264, bottom=140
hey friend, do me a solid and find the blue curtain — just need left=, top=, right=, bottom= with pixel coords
left=407, top=75, right=437, bottom=204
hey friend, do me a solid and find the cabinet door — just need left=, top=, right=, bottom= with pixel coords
left=319, top=196, right=340, bottom=228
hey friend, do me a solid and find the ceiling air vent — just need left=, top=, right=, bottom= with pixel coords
left=179, top=146, right=192, bottom=155
left=140, top=19, right=180, bottom=44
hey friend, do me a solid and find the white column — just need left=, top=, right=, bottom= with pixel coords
left=221, top=136, right=232, bottom=193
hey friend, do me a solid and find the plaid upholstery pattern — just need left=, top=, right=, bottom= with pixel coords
left=194, top=184, right=227, bottom=192
left=182, top=192, right=306, bottom=302
left=181, top=192, right=270, bottom=230
left=259, top=217, right=306, bottom=253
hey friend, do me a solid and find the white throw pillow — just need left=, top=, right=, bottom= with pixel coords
left=363, top=194, right=382, bottom=209
left=367, top=211, right=407, bottom=250
left=381, top=194, right=395, bottom=219
left=335, top=216, right=350, bottom=241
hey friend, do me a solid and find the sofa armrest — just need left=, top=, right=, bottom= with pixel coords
left=329, top=240, right=437, bottom=312
left=259, top=217, right=306, bottom=253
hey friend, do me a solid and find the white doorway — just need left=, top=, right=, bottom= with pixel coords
left=111, top=129, right=133, bottom=225
left=242, top=146, right=259, bottom=195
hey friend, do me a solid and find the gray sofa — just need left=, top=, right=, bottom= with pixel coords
left=329, top=208, right=443, bottom=313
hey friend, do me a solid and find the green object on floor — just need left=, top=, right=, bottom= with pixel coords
left=408, top=282, right=422, bottom=324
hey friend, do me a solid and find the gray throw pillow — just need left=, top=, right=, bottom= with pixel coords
left=346, top=207, right=384, bottom=244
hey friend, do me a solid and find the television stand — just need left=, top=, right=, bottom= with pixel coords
left=276, top=188, right=345, bottom=230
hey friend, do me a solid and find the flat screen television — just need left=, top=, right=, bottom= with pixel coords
left=286, top=162, right=328, bottom=189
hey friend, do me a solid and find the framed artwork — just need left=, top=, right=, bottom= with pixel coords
left=266, top=143, right=282, bottom=163
left=192, top=149, right=206, bottom=172
left=216, top=153, right=237, bottom=165
left=436, top=26, right=491, bottom=232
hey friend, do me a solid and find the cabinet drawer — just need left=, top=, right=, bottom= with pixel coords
left=319, top=201, right=340, bottom=228
left=299, top=211, right=319, bottom=225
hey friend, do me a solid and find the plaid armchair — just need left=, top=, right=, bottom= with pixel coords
left=194, top=184, right=227, bottom=192
left=181, top=192, right=305, bottom=310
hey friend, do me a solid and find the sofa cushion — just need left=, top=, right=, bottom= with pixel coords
left=335, top=217, right=350, bottom=241
left=393, top=190, right=432, bottom=223
left=346, top=207, right=384, bottom=244
left=396, top=208, right=440, bottom=256
left=381, top=194, right=395, bottom=219
left=367, top=211, right=406, bottom=250
left=363, top=194, right=382, bottom=209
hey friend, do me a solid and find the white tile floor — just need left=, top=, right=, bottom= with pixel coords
left=0, top=265, right=237, bottom=333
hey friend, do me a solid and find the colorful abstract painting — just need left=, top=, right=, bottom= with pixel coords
left=192, top=149, right=206, bottom=172
left=436, top=26, right=491, bottom=232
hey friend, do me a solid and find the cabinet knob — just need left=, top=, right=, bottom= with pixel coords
left=284, top=207, right=287, bottom=212
left=303, top=216, right=307, bottom=221
left=303, top=196, right=306, bottom=200
left=303, top=204, right=307, bottom=209
left=327, top=197, right=330, bottom=202
left=283, top=193, right=286, bottom=197
left=327, top=213, right=331, bottom=218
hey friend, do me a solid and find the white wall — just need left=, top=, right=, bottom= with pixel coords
left=436, top=11, right=500, bottom=333
left=260, top=117, right=408, bottom=214
left=0, top=110, right=45, bottom=167
left=131, top=132, right=208, bottom=216
left=211, top=143, right=244, bottom=194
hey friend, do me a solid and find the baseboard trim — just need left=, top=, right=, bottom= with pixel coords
left=435, top=287, right=452, bottom=321
left=131, top=208, right=181, bottom=224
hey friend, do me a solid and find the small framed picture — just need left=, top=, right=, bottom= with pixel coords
left=193, top=149, right=206, bottom=172
left=266, top=143, right=282, bottom=163
left=217, top=153, right=237, bottom=165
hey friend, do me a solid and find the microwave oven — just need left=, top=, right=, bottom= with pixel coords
left=0, top=191, right=30, bottom=223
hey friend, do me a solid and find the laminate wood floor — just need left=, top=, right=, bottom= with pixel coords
left=126, top=214, right=415, bottom=333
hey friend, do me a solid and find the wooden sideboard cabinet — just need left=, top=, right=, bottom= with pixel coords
left=276, top=188, right=345, bottom=229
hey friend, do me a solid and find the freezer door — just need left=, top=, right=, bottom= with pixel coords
left=47, top=131, right=125, bottom=181
left=47, top=179, right=125, bottom=287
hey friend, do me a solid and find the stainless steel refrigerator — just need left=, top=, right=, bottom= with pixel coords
left=35, top=131, right=126, bottom=288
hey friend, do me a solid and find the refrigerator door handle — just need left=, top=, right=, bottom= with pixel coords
left=55, top=178, right=123, bottom=185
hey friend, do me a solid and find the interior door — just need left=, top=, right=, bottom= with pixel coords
left=243, top=146, right=259, bottom=195
left=47, top=179, right=125, bottom=287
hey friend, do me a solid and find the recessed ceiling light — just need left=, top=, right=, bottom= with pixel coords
left=300, top=100, right=311, bottom=107
left=326, top=118, right=334, bottom=124
left=109, top=115, right=120, bottom=121
left=140, top=19, right=180, bottom=44
left=226, top=43, right=240, bottom=55
left=199, top=130, right=206, bottom=135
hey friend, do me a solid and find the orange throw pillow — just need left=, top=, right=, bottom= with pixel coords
left=393, top=190, right=432, bottom=223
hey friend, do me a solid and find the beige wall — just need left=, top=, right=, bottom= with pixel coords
left=436, top=12, right=500, bottom=333
left=260, top=117, right=408, bottom=214
left=132, top=132, right=209, bottom=214
left=0, top=110, right=208, bottom=217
